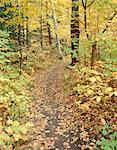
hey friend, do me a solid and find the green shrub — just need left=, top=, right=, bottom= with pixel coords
left=96, top=124, right=117, bottom=150
left=0, top=29, right=32, bottom=149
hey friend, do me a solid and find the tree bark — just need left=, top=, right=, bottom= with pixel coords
left=18, top=24, right=21, bottom=45
left=82, top=0, right=97, bottom=67
left=91, top=41, right=97, bottom=67
left=19, top=46, right=23, bottom=75
left=22, top=23, right=25, bottom=45
left=46, top=1, right=52, bottom=45
left=82, top=0, right=90, bottom=39
left=47, top=22, right=52, bottom=45
left=71, top=0, right=80, bottom=65
left=26, top=18, right=29, bottom=48
left=40, top=0, right=43, bottom=49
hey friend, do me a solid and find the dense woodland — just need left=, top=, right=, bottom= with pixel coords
left=0, top=0, right=117, bottom=149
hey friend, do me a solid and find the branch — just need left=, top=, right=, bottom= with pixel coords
left=82, top=0, right=88, bottom=8
left=86, top=0, right=95, bottom=7
left=109, top=4, right=116, bottom=12
left=102, top=12, right=117, bottom=34
left=82, top=0, right=85, bottom=8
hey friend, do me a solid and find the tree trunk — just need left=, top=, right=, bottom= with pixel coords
left=46, top=1, right=52, bottom=45
left=47, top=22, right=52, bottom=45
left=82, top=0, right=98, bottom=67
left=50, top=0, right=62, bottom=55
left=19, top=46, right=23, bottom=75
left=18, top=24, right=21, bottom=45
left=91, top=41, right=97, bottom=67
left=40, top=0, right=43, bottom=49
left=84, top=5, right=89, bottom=39
left=22, top=24, right=25, bottom=45
left=26, top=18, right=29, bottom=48
left=71, top=0, right=80, bottom=65
left=18, top=24, right=23, bottom=75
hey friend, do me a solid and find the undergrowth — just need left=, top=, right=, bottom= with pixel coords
left=64, top=61, right=117, bottom=148
left=0, top=29, right=33, bottom=149
left=96, top=124, right=117, bottom=150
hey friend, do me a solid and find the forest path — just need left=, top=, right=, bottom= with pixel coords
left=28, top=62, right=82, bottom=150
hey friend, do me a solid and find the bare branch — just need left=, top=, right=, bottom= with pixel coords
left=82, top=0, right=85, bottom=8
left=86, top=0, right=95, bottom=7
left=102, top=12, right=117, bottom=33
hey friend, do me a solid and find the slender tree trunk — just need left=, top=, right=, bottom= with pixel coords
left=50, top=0, right=62, bottom=55
left=84, top=5, right=89, bottom=39
left=26, top=18, right=29, bottom=47
left=19, top=46, right=23, bottom=75
left=18, top=24, right=21, bottom=45
left=21, top=13, right=25, bottom=45
left=18, top=24, right=23, bottom=75
left=82, top=0, right=97, bottom=67
left=40, top=0, right=43, bottom=49
left=22, top=23, right=25, bottom=45
left=91, top=41, right=97, bottom=67
left=47, top=22, right=52, bottom=45
left=17, top=1, right=23, bottom=75
left=71, top=0, right=80, bottom=65
left=46, top=1, right=52, bottom=45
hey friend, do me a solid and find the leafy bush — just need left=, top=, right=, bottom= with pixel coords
left=0, top=29, right=19, bottom=74
left=96, top=124, right=117, bottom=150
left=0, top=120, right=33, bottom=148
left=0, top=29, right=32, bottom=149
left=0, top=74, right=32, bottom=149
left=73, top=66, right=116, bottom=103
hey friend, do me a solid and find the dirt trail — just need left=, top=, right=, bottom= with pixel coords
left=28, top=63, right=82, bottom=150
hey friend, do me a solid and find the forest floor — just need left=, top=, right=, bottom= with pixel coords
left=25, top=62, right=84, bottom=150
left=18, top=40, right=116, bottom=150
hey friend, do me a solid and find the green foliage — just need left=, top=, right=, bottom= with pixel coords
left=96, top=124, right=117, bottom=150
left=64, top=47, right=71, bottom=55
left=64, top=47, right=78, bottom=59
left=0, top=30, right=10, bottom=38
left=105, top=64, right=117, bottom=72
left=0, top=29, right=32, bottom=149
left=0, top=29, right=18, bottom=71
left=98, top=33, right=117, bottom=63
left=0, top=74, right=32, bottom=149
left=0, top=120, right=33, bottom=148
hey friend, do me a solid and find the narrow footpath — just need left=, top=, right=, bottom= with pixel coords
left=27, top=63, right=82, bottom=150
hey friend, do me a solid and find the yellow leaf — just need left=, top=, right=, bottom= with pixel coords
left=6, top=127, right=13, bottom=134
left=101, top=118, right=106, bottom=125
left=89, top=77, right=97, bottom=83
left=7, top=120, right=13, bottom=125
left=20, top=126, right=28, bottom=135
left=79, top=103, right=90, bottom=111
left=96, top=96, right=101, bottom=103
left=25, top=122, right=34, bottom=127
left=0, top=125, right=3, bottom=132
left=105, top=87, right=113, bottom=93
left=87, top=89, right=94, bottom=95
left=0, top=132, right=10, bottom=141
left=13, top=134, right=22, bottom=142
left=96, top=76, right=101, bottom=81
left=113, top=91, right=117, bottom=96
left=0, top=117, right=3, bottom=121
left=13, top=121, right=20, bottom=127
left=109, top=92, right=114, bottom=97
